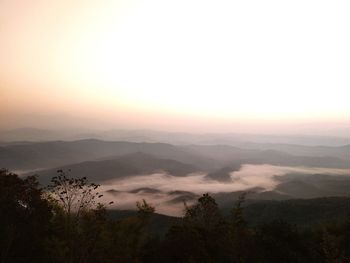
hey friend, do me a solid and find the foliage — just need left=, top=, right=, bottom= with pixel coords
left=47, top=169, right=107, bottom=216
left=184, top=193, right=223, bottom=228
left=0, top=169, right=52, bottom=263
left=137, top=199, right=155, bottom=218
left=3, top=169, right=350, bottom=263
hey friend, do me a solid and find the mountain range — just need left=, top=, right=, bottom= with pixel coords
left=2, top=135, right=350, bottom=217
left=2, top=139, right=350, bottom=173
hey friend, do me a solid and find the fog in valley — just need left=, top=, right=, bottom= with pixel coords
left=98, top=164, right=350, bottom=216
left=3, top=0, right=350, bottom=261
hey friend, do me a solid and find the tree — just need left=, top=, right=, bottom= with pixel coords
left=255, top=220, right=308, bottom=263
left=159, top=193, right=231, bottom=262
left=46, top=169, right=111, bottom=263
left=229, top=192, right=256, bottom=263
left=137, top=199, right=155, bottom=219
left=231, top=192, right=247, bottom=228
left=184, top=193, right=222, bottom=228
left=47, top=169, right=108, bottom=216
left=0, top=169, right=52, bottom=263
left=321, top=228, right=345, bottom=263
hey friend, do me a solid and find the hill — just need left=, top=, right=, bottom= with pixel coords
left=181, top=144, right=350, bottom=168
left=32, top=152, right=199, bottom=184
left=0, top=139, right=217, bottom=171
left=2, top=139, right=350, bottom=174
left=108, top=197, right=350, bottom=229
left=242, top=197, right=350, bottom=226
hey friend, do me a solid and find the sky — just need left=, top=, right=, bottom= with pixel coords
left=1, top=0, right=350, bottom=133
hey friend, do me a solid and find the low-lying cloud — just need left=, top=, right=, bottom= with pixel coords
left=100, top=164, right=350, bottom=216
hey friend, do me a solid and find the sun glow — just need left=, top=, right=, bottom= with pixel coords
left=1, top=0, right=350, bottom=128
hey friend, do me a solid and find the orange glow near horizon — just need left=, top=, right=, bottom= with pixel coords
left=1, top=0, right=350, bottom=132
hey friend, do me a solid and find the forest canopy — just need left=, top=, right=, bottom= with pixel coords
left=1, top=168, right=350, bottom=263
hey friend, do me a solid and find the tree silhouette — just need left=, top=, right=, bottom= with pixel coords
left=0, top=169, right=52, bottom=263
left=47, top=169, right=108, bottom=216
left=184, top=193, right=222, bottom=228
left=137, top=199, right=155, bottom=219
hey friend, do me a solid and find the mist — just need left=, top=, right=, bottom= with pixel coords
left=98, top=164, right=350, bottom=216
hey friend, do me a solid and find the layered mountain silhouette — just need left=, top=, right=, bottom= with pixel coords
left=2, top=138, right=350, bottom=215
left=31, top=152, right=199, bottom=184
left=2, top=139, right=350, bottom=173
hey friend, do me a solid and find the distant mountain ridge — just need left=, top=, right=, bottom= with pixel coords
left=0, top=139, right=217, bottom=171
left=2, top=139, right=350, bottom=175
left=2, top=128, right=350, bottom=146
left=32, top=152, right=199, bottom=184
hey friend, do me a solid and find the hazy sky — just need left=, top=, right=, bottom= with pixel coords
left=1, top=0, right=350, bottom=133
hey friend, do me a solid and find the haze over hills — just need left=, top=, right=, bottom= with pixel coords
left=33, top=152, right=199, bottom=185
left=0, top=139, right=217, bottom=171
left=3, top=127, right=350, bottom=146
left=3, top=0, right=350, bottom=260
left=2, top=138, right=350, bottom=173
left=2, top=130, right=350, bottom=216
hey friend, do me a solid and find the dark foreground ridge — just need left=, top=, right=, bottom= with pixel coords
left=2, top=168, right=350, bottom=263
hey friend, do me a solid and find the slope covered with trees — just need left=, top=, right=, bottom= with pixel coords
left=2, top=169, right=350, bottom=262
